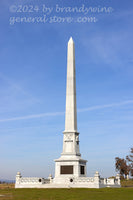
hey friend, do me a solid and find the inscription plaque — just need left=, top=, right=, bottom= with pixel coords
left=60, top=165, right=73, bottom=174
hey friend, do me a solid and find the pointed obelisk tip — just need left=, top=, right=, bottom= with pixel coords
left=68, top=37, right=74, bottom=43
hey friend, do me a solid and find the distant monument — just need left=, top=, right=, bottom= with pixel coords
left=15, top=38, right=121, bottom=188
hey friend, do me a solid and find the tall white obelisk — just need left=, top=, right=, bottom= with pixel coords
left=62, top=37, right=80, bottom=157
left=54, top=37, right=87, bottom=183
left=65, top=37, right=77, bottom=133
left=15, top=37, right=121, bottom=189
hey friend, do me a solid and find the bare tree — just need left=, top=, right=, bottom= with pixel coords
left=115, top=157, right=130, bottom=179
left=126, top=148, right=133, bottom=176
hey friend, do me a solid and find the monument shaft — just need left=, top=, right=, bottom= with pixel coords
left=65, top=37, right=77, bottom=132
left=62, top=37, right=80, bottom=156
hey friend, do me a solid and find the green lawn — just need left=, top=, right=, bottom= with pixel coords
left=0, top=188, right=133, bottom=200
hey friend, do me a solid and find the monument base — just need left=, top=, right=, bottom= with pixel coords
left=15, top=172, right=121, bottom=188
left=54, top=155, right=87, bottom=183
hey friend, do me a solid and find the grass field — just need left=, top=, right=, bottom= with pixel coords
left=0, top=185, right=133, bottom=200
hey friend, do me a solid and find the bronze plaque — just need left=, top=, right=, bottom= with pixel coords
left=80, top=165, right=85, bottom=175
left=60, top=165, right=73, bottom=174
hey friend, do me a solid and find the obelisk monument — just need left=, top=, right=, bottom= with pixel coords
left=15, top=37, right=121, bottom=188
left=54, top=37, right=87, bottom=183
left=62, top=37, right=81, bottom=157
left=65, top=37, right=77, bottom=133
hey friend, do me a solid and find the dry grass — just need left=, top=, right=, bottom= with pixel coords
left=0, top=184, right=14, bottom=189
left=121, top=179, right=133, bottom=187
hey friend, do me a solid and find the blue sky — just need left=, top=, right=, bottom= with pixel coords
left=0, top=0, right=133, bottom=180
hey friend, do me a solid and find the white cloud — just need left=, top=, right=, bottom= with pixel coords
left=0, top=112, right=64, bottom=122
left=0, top=100, right=133, bottom=122
left=0, top=72, right=40, bottom=113
left=78, top=100, right=133, bottom=112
